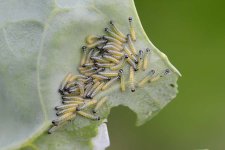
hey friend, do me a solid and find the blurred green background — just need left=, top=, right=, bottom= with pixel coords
left=107, top=0, right=225, bottom=150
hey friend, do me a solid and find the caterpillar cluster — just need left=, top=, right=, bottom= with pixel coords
left=48, top=17, right=170, bottom=134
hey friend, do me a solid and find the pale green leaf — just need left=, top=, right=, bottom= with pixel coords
left=0, top=0, right=180, bottom=149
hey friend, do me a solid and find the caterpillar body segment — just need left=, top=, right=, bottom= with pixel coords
left=109, top=20, right=126, bottom=39
left=118, top=69, right=126, bottom=92
left=150, top=69, right=170, bottom=83
left=62, top=96, right=85, bottom=101
left=125, top=54, right=138, bottom=71
left=86, top=81, right=101, bottom=98
left=102, top=35, right=123, bottom=45
left=91, top=56, right=109, bottom=63
left=106, top=50, right=124, bottom=57
left=56, top=107, right=76, bottom=116
left=129, top=66, right=135, bottom=92
left=98, top=71, right=119, bottom=77
left=128, top=17, right=136, bottom=41
left=86, top=35, right=101, bottom=44
left=138, top=70, right=155, bottom=87
left=93, top=96, right=108, bottom=113
left=52, top=112, right=76, bottom=126
left=127, top=34, right=137, bottom=55
left=55, top=104, right=78, bottom=111
left=105, top=28, right=126, bottom=43
left=85, top=48, right=94, bottom=64
left=90, top=82, right=105, bottom=98
left=95, top=62, right=115, bottom=68
left=92, top=74, right=110, bottom=81
left=48, top=123, right=67, bottom=134
left=110, top=56, right=126, bottom=71
left=101, top=76, right=120, bottom=91
left=76, top=99, right=98, bottom=111
left=77, top=111, right=100, bottom=120
left=62, top=100, right=85, bottom=105
left=106, top=42, right=123, bottom=50
left=80, top=46, right=87, bottom=66
left=137, top=50, right=144, bottom=70
left=59, top=73, right=72, bottom=94
left=87, top=39, right=107, bottom=49
left=103, top=45, right=122, bottom=51
left=143, top=48, right=151, bottom=71
left=103, top=54, right=120, bottom=64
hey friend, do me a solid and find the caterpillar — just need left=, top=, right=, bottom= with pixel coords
left=127, top=34, right=137, bottom=55
left=125, top=54, right=138, bottom=71
left=128, top=17, right=136, bottom=41
left=86, top=35, right=101, bottom=45
left=106, top=42, right=123, bottom=50
left=101, top=76, right=120, bottom=91
left=150, top=69, right=170, bottom=82
left=137, top=50, right=144, bottom=70
left=105, top=28, right=126, bottom=43
left=118, top=69, right=125, bottom=92
left=93, top=96, right=108, bottom=113
left=129, top=66, right=135, bottom=92
left=90, top=82, right=105, bottom=98
left=102, top=54, right=120, bottom=64
left=77, top=111, right=100, bottom=120
left=138, top=70, right=155, bottom=87
left=58, top=73, right=72, bottom=94
left=52, top=112, right=76, bottom=126
left=76, top=99, right=98, bottom=111
left=98, top=71, right=119, bottom=77
left=49, top=17, right=170, bottom=134
left=143, top=48, right=151, bottom=71
left=87, top=39, right=107, bottom=49
left=103, top=44, right=122, bottom=51
left=102, top=35, right=123, bottom=45
left=109, top=20, right=126, bottom=39
left=110, top=56, right=126, bottom=71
